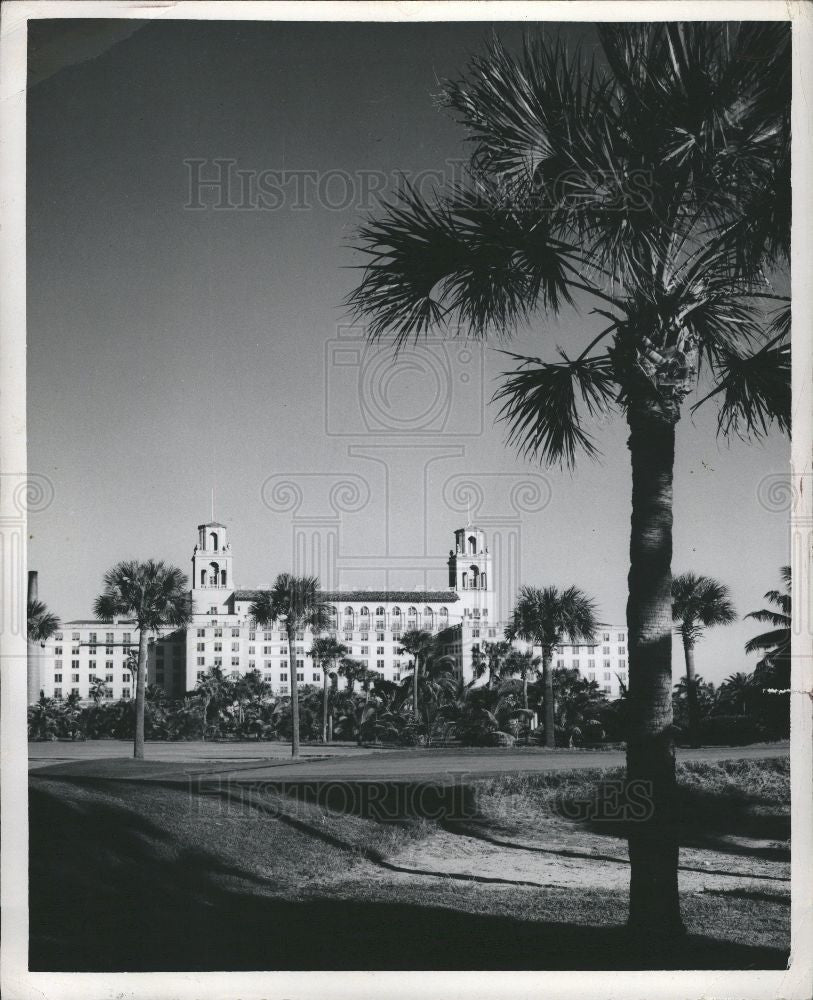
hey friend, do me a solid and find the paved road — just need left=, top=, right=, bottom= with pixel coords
left=29, top=739, right=788, bottom=783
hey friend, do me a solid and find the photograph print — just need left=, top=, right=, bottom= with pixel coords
left=3, top=2, right=808, bottom=991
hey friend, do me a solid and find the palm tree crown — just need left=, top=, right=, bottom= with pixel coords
left=27, top=598, right=60, bottom=643
left=745, top=565, right=791, bottom=679
left=93, top=560, right=191, bottom=630
left=671, top=572, right=736, bottom=646
left=349, top=25, right=789, bottom=459
left=249, top=573, right=332, bottom=638
left=505, top=584, right=598, bottom=651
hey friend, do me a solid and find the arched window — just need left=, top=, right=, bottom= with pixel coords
left=200, top=569, right=206, bottom=586
left=375, top=606, right=385, bottom=616
left=392, top=606, right=401, bottom=616
left=468, top=534, right=477, bottom=554
left=360, top=606, right=370, bottom=616
left=470, top=565, right=479, bottom=589
left=344, top=606, right=353, bottom=617
left=423, top=606, right=433, bottom=617
left=439, top=607, right=448, bottom=618
left=407, top=606, right=417, bottom=617
left=208, top=562, right=219, bottom=586
left=480, top=573, right=487, bottom=589
left=210, top=531, right=218, bottom=551
left=462, top=572, right=467, bottom=588
left=220, top=569, right=226, bottom=586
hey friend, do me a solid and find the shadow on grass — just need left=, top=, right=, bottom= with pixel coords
left=29, top=779, right=787, bottom=972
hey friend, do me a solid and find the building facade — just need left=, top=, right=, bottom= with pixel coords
left=33, top=519, right=629, bottom=702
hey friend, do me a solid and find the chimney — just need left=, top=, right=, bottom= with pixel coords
left=28, top=570, right=38, bottom=604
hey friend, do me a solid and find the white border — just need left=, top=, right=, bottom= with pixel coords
left=1, top=3, right=810, bottom=999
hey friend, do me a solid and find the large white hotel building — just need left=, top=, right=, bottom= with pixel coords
left=30, top=519, right=629, bottom=703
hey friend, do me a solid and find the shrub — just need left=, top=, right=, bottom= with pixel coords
left=696, top=714, right=770, bottom=746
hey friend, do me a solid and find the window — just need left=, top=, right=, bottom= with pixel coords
left=105, top=660, right=113, bottom=670
left=264, top=631, right=272, bottom=641
left=197, top=657, right=205, bottom=666
left=344, top=632, right=353, bottom=642
left=360, top=646, right=369, bottom=655
left=572, top=659, right=579, bottom=669
left=280, top=673, right=288, bottom=681
left=232, top=657, right=240, bottom=667
left=72, top=632, right=80, bottom=641
left=376, top=659, right=385, bottom=670
left=263, top=660, right=272, bottom=670
left=197, top=629, right=205, bottom=637
left=604, top=672, right=612, bottom=681
left=618, top=646, right=626, bottom=655
left=376, top=646, right=384, bottom=655
left=71, top=659, right=79, bottom=670
left=105, top=673, right=113, bottom=683
left=604, top=684, right=611, bottom=693
left=556, top=658, right=564, bottom=668
left=214, top=657, right=222, bottom=667
left=54, top=687, right=62, bottom=698
left=279, top=685, right=288, bottom=694
left=603, top=646, right=611, bottom=655
left=248, top=645, right=255, bottom=655
left=214, top=628, right=223, bottom=638
left=280, top=660, right=288, bottom=669
left=71, top=646, right=80, bottom=656
left=360, top=607, right=369, bottom=617
left=55, top=632, right=63, bottom=641
left=488, top=629, right=496, bottom=638
left=296, top=659, right=304, bottom=669
left=214, top=643, right=222, bottom=652
left=262, top=645, right=271, bottom=655
left=617, top=633, right=625, bottom=642
left=588, top=658, right=595, bottom=669
left=231, top=642, right=239, bottom=652
left=232, top=628, right=240, bottom=638
left=472, top=629, right=480, bottom=638
left=604, top=659, right=611, bottom=669
left=54, top=647, right=62, bottom=655
left=197, top=670, right=205, bottom=681
left=313, top=673, right=320, bottom=681
left=603, top=633, right=610, bottom=642
left=392, top=607, right=400, bottom=617
left=296, top=632, right=304, bottom=642
left=376, top=632, right=385, bottom=642
left=249, top=631, right=256, bottom=641
left=88, top=632, right=97, bottom=643
left=197, top=642, right=205, bottom=652
left=54, top=659, right=63, bottom=669
left=360, top=632, right=369, bottom=642
left=249, top=660, right=256, bottom=670
left=54, top=673, right=62, bottom=683
left=105, top=633, right=114, bottom=644
left=619, top=658, right=626, bottom=669
left=122, top=633, right=131, bottom=644
left=105, top=646, right=114, bottom=655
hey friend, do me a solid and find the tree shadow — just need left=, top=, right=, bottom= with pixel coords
left=29, top=779, right=788, bottom=972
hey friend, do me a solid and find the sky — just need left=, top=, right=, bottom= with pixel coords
left=26, top=18, right=790, bottom=684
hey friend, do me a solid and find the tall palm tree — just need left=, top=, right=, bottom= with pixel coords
left=671, top=573, right=736, bottom=747
left=504, top=585, right=598, bottom=749
left=347, top=25, right=789, bottom=937
left=472, top=639, right=511, bottom=689
left=397, top=628, right=435, bottom=717
left=249, top=574, right=331, bottom=757
left=745, top=565, right=791, bottom=687
left=309, top=635, right=349, bottom=742
left=195, top=665, right=228, bottom=739
left=94, top=560, right=190, bottom=760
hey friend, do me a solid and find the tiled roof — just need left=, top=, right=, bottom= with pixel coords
left=232, top=589, right=459, bottom=604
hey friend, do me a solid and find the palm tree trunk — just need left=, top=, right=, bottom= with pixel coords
left=412, top=657, right=419, bottom=717
left=321, top=666, right=329, bottom=744
left=682, top=636, right=700, bottom=748
left=625, top=399, right=685, bottom=942
left=289, top=632, right=300, bottom=757
left=133, top=629, right=148, bottom=759
left=522, top=672, right=529, bottom=710
left=542, top=650, right=554, bottom=749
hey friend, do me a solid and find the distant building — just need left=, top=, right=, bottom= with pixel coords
left=32, top=520, right=628, bottom=702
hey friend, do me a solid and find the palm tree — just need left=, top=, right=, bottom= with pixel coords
left=27, top=594, right=60, bottom=702
left=249, top=574, right=331, bottom=757
left=745, top=566, right=791, bottom=687
left=347, top=25, right=789, bottom=937
left=504, top=585, right=598, bottom=749
left=671, top=573, right=736, bottom=747
left=309, top=635, right=349, bottom=743
left=472, top=639, right=511, bottom=689
left=397, top=629, right=435, bottom=717
left=195, top=666, right=228, bottom=739
left=719, top=671, right=753, bottom=716
left=499, top=648, right=542, bottom=712
left=94, top=560, right=190, bottom=760
left=88, top=675, right=110, bottom=705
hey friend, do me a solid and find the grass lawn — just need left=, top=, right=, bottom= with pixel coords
left=29, top=756, right=789, bottom=971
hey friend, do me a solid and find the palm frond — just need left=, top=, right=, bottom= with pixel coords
left=493, top=350, right=616, bottom=468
